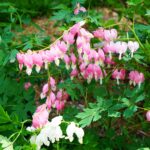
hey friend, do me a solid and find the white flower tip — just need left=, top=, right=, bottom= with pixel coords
left=36, top=65, right=41, bottom=73
left=26, top=67, right=32, bottom=75
left=131, top=52, right=133, bottom=58
left=66, top=136, right=74, bottom=142
left=71, top=64, right=76, bottom=70
left=66, top=64, right=70, bottom=70
left=55, top=59, right=60, bottom=66
left=100, top=78, right=103, bottom=85
left=45, top=63, right=48, bottom=70
left=78, top=138, right=83, bottom=144
left=40, top=93, right=45, bottom=99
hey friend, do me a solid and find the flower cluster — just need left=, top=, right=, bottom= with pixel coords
left=17, top=21, right=144, bottom=87
left=16, top=21, right=85, bottom=75
left=112, top=69, right=144, bottom=87
left=17, top=20, right=146, bottom=148
left=29, top=116, right=63, bottom=150
left=40, top=77, right=69, bottom=111
left=93, top=28, right=139, bottom=59
left=129, top=71, right=145, bottom=88
left=28, top=116, right=84, bottom=150
left=112, top=69, right=126, bottom=85
left=31, top=104, right=49, bottom=129
left=66, top=122, right=84, bottom=144
left=15, top=6, right=147, bottom=149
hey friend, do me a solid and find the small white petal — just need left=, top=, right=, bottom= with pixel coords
left=51, top=116, right=63, bottom=126
left=26, top=67, right=32, bottom=75
left=75, top=127, right=84, bottom=144
left=36, top=65, right=41, bottom=73
left=40, top=93, right=46, bottom=99
left=45, top=62, right=48, bottom=70
left=66, top=64, right=70, bottom=70
left=55, top=58, right=60, bottom=66
left=30, top=135, right=37, bottom=144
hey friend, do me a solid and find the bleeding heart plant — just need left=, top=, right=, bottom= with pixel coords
left=16, top=6, right=146, bottom=150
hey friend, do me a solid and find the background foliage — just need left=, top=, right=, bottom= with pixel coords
left=0, top=0, right=150, bottom=149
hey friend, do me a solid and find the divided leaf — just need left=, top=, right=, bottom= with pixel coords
left=0, top=105, right=11, bottom=124
left=76, top=107, right=101, bottom=128
left=123, top=105, right=138, bottom=118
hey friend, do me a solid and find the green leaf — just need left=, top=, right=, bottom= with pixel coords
left=51, top=9, right=71, bottom=21
left=145, top=10, right=150, bottom=16
left=0, top=51, right=5, bottom=66
left=14, top=144, right=37, bottom=150
left=96, top=97, right=113, bottom=112
left=108, top=110, right=121, bottom=118
left=76, top=97, right=112, bottom=127
left=63, top=106, right=78, bottom=121
left=134, top=94, right=145, bottom=103
left=123, top=105, right=138, bottom=118
left=110, top=103, right=126, bottom=110
left=25, top=101, right=36, bottom=114
left=93, top=86, right=108, bottom=98
left=127, top=0, right=143, bottom=6
left=0, top=124, right=14, bottom=132
left=134, top=24, right=150, bottom=33
left=3, top=55, right=10, bottom=66
left=58, top=79, right=84, bottom=100
left=22, top=15, right=31, bottom=25
left=23, top=41, right=33, bottom=50
left=137, top=148, right=150, bottom=150
left=104, top=19, right=116, bottom=28
left=52, top=4, right=67, bottom=10
left=78, top=116, right=93, bottom=128
left=0, top=2, right=12, bottom=7
left=12, top=103, right=27, bottom=120
left=76, top=107, right=100, bottom=127
left=93, top=113, right=101, bottom=121
left=31, top=22, right=44, bottom=32
left=72, top=0, right=86, bottom=6
left=71, top=16, right=83, bottom=22
left=121, top=98, right=130, bottom=106
left=0, top=105, right=11, bottom=124
left=88, top=10, right=103, bottom=26
left=66, top=88, right=78, bottom=100
left=9, top=49, right=18, bottom=63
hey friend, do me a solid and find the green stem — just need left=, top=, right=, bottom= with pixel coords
left=47, top=63, right=52, bottom=95
left=138, top=106, right=150, bottom=111
left=4, top=119, right=31, bottom=149
left=87, top=0, right=92, bottom=17
left=104, top=22, right=125, bottom=28
left=47, top=63, right=51, bottom=78
left=128, top=25, right=144, bottom=49
left=84, top=87, right=88, bottom=107
left=57, top=141, right=60, bottom=150
left=12, top=120, right=31, bottom=144
left=108, top=118, right=112, bottom=129
left=8, top=132, right=18, bottom=140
